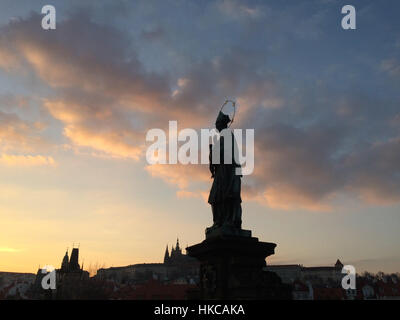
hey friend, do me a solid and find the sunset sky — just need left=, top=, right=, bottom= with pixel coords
left=0, top=0, right=400, bottom=274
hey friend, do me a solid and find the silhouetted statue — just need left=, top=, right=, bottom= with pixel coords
left=208, top=111, right=242, bottom=230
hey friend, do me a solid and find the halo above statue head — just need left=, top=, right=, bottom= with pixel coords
left=219, top=99, right=236, bottom=128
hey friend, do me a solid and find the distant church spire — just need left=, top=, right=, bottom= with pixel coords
left=69, top=247, right=80, bottom=271
left=335, top=259, right=343, bottom=269
left=163, top=245, right=170, bottom=264
left=61, top=249, right=69, bottom=271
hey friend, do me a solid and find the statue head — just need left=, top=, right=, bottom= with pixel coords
left=215, top=111, right=231, bottom=132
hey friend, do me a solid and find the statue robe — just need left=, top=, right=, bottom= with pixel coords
left=208, top=129, right=242, bottom=228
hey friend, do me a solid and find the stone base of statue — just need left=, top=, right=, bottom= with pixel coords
left=187, top=228, right=291, bottom=299
left=205, top=224, right=252, bottom=239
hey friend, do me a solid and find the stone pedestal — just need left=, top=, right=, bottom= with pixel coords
left=205, top=224, right=252, bottom=238
left=187, top=232, right=283, bottom=299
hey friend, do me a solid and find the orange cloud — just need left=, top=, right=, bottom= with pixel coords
left=262, top=186, right=332, bottom=212
left=176, top=189, right=209, bottom=203
left=64, top=125, right=143, bottom=160
left=0, top=48, right=19, bottom=71
left=0, top=110, right=50, bottom=153
left=0, top=154, right=56, bottom=167
left=42, top=98, right=144, bottom=160
left=145, top=164, right=209, bottom=189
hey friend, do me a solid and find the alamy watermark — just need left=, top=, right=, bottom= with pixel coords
left=41, top=265, right=56, bottom=290
left=341, top=265, right=356, bottom=290
left=341, top=5, right=356, bottom=30
left=39, top=4, right=356, bottom=31
left=145, top=121, right=255, bottom=175
left=41, top=5, right=56, bottom=30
